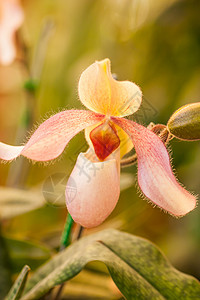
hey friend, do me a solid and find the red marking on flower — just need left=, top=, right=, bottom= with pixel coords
left=0, top=58, right=197, bottom=228
left=90, top=121, right=120, bottom=161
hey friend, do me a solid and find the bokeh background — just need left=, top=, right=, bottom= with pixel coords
left=0, top=0, right=200, bottom=299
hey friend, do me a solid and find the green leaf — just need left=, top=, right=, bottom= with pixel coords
left=167, top=102, right=200, bottom=140
left=0, top=233, right=12, bottom=298
left=0, top=187, right=45, bottom=220
left=5, top=265, right=30, bottom=300
left=21, top=229, right=200, bottom=300
left=4, top=237, right=52, bottom=273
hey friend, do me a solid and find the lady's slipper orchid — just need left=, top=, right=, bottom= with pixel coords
left=0, top=0, right=24, bottom=65
left=0, top=59, right=197, bottom=228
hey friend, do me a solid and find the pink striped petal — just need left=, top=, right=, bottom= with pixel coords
left=112, top=117, right=196, bottom=216
left=66, top=149, right=120, bottom=228
left=0, top=110, right=104, bottom=161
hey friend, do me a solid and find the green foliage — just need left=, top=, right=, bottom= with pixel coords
left=5, top=265, right=30, bottom=300
left=1, top=0, right=200, bottom=299
left=0, top=187, right=45, bottom=220
left=0, top=234, right=12, bottom=298
left=21, top=230, right=200, bottom=300
left=4, top=237, right=52, bottom=273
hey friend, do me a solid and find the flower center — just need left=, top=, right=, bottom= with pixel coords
left=90, top=121, right=120, bottom=161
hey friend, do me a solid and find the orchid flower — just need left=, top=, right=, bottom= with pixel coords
left=0, top=59, right=196, bottom=228
left=0, top=0, right=24, bottom=65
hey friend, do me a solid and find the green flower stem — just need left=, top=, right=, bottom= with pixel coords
left=60, top=214, right=74, bottom=250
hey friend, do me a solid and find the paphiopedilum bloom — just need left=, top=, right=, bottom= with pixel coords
left=0, top=59, right=196, bottom=227
left=0, top=0, right=24, bottom=65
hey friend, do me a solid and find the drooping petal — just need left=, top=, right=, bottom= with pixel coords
left=0, top=0, right=24, bottom=65
left=66, top=149, right=120, bottom=228
left=78, top=58, right=142, bottom=117
left=0, top=110, right=104, bottom=161
left=112, top=117, right=196, bottom=216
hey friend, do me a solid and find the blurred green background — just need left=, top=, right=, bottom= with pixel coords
left=0, top=0, right=200, bottom=299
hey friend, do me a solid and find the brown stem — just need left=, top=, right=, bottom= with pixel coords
left=120, top=153, right=137, bottom=167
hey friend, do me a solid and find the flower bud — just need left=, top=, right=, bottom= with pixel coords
left=167, top=102, right=200, bottom=141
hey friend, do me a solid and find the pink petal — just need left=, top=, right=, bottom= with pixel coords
left=0, top=0, right=24, bottom=65
left=0, top=34, right=15, bottom=65
left=112, top=117, right=196, bottom=216
left=0, top=143, right=24, bottom=160
left=0, top=110, right=104, bottom=161
left=66, top=149, right=120, bottom=228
